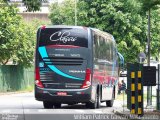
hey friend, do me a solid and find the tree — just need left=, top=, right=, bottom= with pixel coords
left=140, top=0, right=160, bottom=62
left=140, top=0, right=160, bottom=106
left=141, top=0, right=160, bottom=12
left=13, top=19, right=49, bottom=67
left=49, top=0, right=160, bottom=64
left=49, top=0, right=76, bottom=25
left=150, top=9, right=160, bottom=59
left=0, top=2, right=35, bottom=67
left=0, top=4, right=21, bottom=65
left=49, top=0, right=145, bottom=63
left=81, top=0, right=150, bottom=63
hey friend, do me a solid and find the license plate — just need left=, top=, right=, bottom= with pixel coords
left=57, top=92, right=67, bottom=96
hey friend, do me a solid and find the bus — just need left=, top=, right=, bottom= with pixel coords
left=35, top=25, right=119, bottom=109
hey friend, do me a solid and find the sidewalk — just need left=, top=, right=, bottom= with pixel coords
left=114, top=94, right=160, bottom=119
left=114, top=110, right=160, bottom=120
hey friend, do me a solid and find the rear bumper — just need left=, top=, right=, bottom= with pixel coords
left=35, top=87, right=91, bottom=104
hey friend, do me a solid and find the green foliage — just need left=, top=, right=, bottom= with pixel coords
left=49, top=0, right=160, bottom=63
left=140, top=0, right=160, bottom=60
left=150, top=9, right=160, bottom=58
left=49, top=0, right=76, bottom=25
left=0, top=4, right=22, bottom=65
left=0, top=2, right=48, bottom=67
left=23, top=0, right=42, bottom=12
left=141, top=0, right=160, bottom=11
left=12, top=22, right=35, bottom=67
left=78, top=0, right=147, bottom=57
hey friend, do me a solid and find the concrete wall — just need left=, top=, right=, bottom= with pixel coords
left=18, top=12, right=50, bottom=23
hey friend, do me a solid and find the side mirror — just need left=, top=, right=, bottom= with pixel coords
left=117, top=52, right=124, bottom=71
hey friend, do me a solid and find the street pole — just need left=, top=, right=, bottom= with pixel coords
left=147, top=8, right=152, bottom=106
left=75, top=0, right=77, bottom=26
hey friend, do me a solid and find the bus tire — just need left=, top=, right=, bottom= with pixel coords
left=43, top=101, right=53, bottom=109
left=86, top=90, right=100, bottom=109
left=106, top=99, right=114, bottom=107
left=86, top=101, right=97, bottom=109
left=53, top=103, right=61, bottom=108
left=86, top=100, right=97, bottom=109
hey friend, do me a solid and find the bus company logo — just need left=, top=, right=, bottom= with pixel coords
left=50, top=31, right=77, bottom=43
left=69, top=70, right=85, bottom=73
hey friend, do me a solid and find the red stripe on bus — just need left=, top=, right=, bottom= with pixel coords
left=46, top=45, right=80, bottom=48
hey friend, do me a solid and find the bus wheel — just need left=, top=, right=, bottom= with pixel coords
left=43, top=101, right=53, bottom=109
left=106, top=99, right=114, bottom=107
left=86, top=93, right=98, bottom=109
left=53, top=103, right=61, bottom=108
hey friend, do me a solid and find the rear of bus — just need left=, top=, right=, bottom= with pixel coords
left=35, top=26, right=92, bottom=107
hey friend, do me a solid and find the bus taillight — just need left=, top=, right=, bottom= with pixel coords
left=35, top=67, right=44, bottom=88
left=81, top=68, right=91, bottom=89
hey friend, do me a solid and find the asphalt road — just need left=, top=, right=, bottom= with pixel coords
left=0, top=92, right=125, bottom=120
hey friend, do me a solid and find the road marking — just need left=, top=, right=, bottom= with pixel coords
left=74, top=110, right=85, bottom=113
left=93, top=110, right=103, bottom=114
left=38, top=109, right=47, bottom=112
left=1, top=110, right=11, bottom=113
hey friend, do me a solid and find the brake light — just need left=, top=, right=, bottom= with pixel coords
left=35, top=67, right=44, bottom=88
left=81, top=68, right=91, bottom=89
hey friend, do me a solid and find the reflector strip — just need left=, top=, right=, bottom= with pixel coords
left=131, top=96, right=135, bottom=104
left=138, top=71, right=141, bottom=78
left=131, top=84, right=135, bottom=91
left=138, top=108, right=142, bottom=114
left=138, top=96, right=142, bottom=102
left=131, top=72, right=135, bottom=78
left=131, top=109, right=135, bottom=114
left=138, top=83, right=142, bottom=90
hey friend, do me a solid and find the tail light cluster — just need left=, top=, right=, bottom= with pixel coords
left=35, top=67, right=44, bottom=88
left=81, top=68, right=91, bottom=89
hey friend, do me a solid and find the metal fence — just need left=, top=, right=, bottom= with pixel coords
left=0, top=65, right=34, bottom=92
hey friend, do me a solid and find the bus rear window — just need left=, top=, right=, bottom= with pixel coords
left=38, top=28, right=88, bottom=48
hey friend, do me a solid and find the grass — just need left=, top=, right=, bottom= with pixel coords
left=116, top=92, right=156, bottom=101
left=116, top=93, right=127, bottom=101
left=116, top=92, right=157, bottom=109
left=0, top=85, right=34, bottom=95
left=20, top=85, right=34, bottom=92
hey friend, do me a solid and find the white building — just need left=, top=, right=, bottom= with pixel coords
left=9, top=0, right=51, bottom=22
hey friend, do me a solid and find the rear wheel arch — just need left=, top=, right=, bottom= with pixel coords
left=85, top=84, right=101, bottom=109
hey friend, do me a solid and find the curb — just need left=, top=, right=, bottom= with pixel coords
left=114, top=111, right=140, bottom=120
left=0, top=91, right=33, bottom=96
left=114, top=110, right=160, bottom=120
